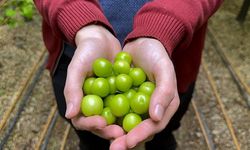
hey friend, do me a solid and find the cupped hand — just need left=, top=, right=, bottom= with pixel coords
left=64, top=24, right=124, bottom=140
left=110, top=38, right=180, bottom=149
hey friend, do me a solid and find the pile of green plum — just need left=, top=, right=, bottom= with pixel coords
left=81, top=52, right=155, bottom=132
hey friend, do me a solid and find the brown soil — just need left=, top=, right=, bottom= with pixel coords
left=174, top=106, right=208, bottom=150
left=46, top=116, right=70, bottom=150
left=208, top=0, right=250, bottom=87
left=3, top=71, right=55, bottom=149
left=203, top=36, right=250, bottom=150
left=0, top=17, right=44, bottom=118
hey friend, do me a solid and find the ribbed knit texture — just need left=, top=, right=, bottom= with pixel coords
left=126, top=0, right=223, bottom=56
left=126, top=12, right=185, bottom=56
left=57, top=0, right=113, bottom=45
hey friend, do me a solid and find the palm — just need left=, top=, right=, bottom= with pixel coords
left=110, top=38, right=180, bottom=149
left=64, top=25, right=124, bottom=140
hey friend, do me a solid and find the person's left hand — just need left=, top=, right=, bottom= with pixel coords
left=64, top=24, right=124, bottom=140
left=110, top=38, right=180, bottom=149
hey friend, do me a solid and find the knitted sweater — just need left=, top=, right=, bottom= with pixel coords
left=34, top=0, right=223, bottom=92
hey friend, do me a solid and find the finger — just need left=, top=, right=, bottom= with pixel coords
left=71, top=115, right=106, bottom=131
left=64, top=54, right=86, bottom=119
left=126, top=95, right=180, bottom=149
left=149, top=60, right=176, bottom=121
left=126, top=118, right=157, bottom=149
left=92, top=125, right=125, bottom=140
left=110, top=135, right=127, bottom=150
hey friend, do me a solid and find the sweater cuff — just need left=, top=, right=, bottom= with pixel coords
left=125, top=12, right=186, bottom=56
left=57, top=0, right=113, bottom=45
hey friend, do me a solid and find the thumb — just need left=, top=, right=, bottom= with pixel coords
left=149, top=62, right=176, bottom=121
left=64, top=57, right=86, bottom=119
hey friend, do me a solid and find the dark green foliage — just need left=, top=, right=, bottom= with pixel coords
left=0, top=0, right=34, bottom=27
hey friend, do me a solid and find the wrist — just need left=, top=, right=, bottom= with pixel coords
left=75, top=24, right=113, bottom=46
left=126, top=37, right=170, bottom=56
left=124, top=37, right=172, bottom=65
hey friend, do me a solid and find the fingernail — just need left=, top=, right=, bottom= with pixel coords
left=65, top=103, right=73, bottom=118
left=154, top=104, right=164, bottom=120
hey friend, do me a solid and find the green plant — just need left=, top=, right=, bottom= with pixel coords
left=0, top=0, right=35, bottom=27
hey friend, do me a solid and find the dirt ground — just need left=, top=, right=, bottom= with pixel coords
left=208, top=0, right=250, bottom=87
left=202, top=36, right=250, bottom=149
left=0, top=16, right=44, bottom=118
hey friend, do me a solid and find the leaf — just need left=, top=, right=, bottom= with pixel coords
left=7, top=18, right=18, bottom=28
left=5, top=8, right=16, bottom=18
left=25, top=0, right=34, bottom=4
left=20, top=4, right=34, bottom=20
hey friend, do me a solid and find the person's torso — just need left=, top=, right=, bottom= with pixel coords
left=64, top=0, right=150, bottom=58
left=99, top=0, right=150, bottom=43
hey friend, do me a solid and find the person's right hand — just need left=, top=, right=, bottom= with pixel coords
left=110, top=38, right=180, bottom=149
left=64, top=24, right=125, bottom=140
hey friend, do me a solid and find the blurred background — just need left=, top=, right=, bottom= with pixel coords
left=0, top=0, right=249, bottom=150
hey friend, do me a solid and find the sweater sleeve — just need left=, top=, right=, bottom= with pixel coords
left=33, top=0, right=113, bottom=45
left=125, top=0, right=223, bottom=56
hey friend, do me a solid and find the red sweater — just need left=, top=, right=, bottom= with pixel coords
left=34, top=0, right=223, bottom=93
